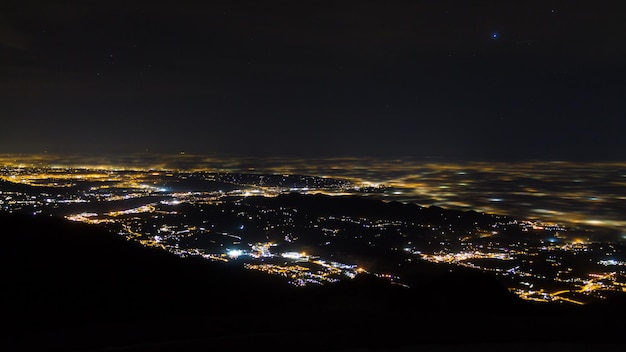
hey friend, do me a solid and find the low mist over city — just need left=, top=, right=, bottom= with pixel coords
left=2, top=153, right=626, bottom=302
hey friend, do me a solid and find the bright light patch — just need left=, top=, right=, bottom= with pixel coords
left=227, top=249, right=243, bottom=258
left=282, top=252, right=303, bottom=259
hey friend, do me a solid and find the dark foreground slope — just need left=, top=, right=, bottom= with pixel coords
left=1, top=212, right=625, bottom=351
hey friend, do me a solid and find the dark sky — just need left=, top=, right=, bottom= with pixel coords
left=1, top=0, right=625, bottom=160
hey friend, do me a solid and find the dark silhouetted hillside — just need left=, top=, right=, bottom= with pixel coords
left=244, top=192, right=507, bottom=229
left=0, top=212, right=293, bottom=332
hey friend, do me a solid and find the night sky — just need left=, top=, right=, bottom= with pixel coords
left=1, top=1, right=625, bottom=160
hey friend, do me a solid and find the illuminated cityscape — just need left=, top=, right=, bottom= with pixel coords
left=2, top=154, right=625, bottom=305
left=3, top=1, right=626, bottom=349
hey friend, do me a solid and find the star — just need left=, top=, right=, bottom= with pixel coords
left=491, top=32, right=499, bottom=40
